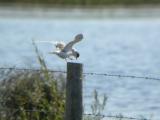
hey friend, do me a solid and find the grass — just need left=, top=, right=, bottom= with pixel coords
left=0, top=42, right=65, bottom=120
left=83, top=90, right=107, bottom=120
left=0, top=0, right=160, bottom=6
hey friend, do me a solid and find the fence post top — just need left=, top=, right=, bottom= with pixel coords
left=67, top=62, right=83, bottom=66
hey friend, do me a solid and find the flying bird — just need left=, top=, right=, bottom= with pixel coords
left=36, top=34, right=83, bottom=61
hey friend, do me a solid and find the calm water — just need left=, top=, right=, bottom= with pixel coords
left=1, top=7, right=160, bottom=119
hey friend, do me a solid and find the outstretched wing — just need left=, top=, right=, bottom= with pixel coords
left=54, top=42, right=65, bottom=50
left=35, top=40, right=55, bottom=44
left=35, top=40, right=65, bottom=50
left=62, top=34, right=83, bottom=52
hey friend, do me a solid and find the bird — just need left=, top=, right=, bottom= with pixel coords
left=50, top=34, right=83, bottom=61
left=36, top=34, right=83, bottom=61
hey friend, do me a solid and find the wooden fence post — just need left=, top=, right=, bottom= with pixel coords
left=64, top=62, right=83, bottom=120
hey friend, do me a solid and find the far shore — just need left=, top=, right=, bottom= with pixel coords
left=1, top=2, right=160, bottom=9
left=0, top=4, right=160, bottom=19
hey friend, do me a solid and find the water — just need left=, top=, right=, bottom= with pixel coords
left=1, top=7, right=160, bottom=119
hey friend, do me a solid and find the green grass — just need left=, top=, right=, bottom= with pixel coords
left=0, top=42, right=65, bottom=120
left=0, top=0, right=160, bottom=6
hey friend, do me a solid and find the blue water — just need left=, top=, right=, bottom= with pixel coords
left=1, top=9, right=160, bottom=119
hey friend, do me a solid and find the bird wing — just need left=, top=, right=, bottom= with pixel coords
left=35, top=40, right=65, bottom=50
left=62, top=34, right=83, bottom=52
left=35, top=40, right=56, bottom=44
left=54, top=42, right=65, bottom=50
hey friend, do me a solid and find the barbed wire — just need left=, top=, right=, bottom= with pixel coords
left=84, top=72, right=160, bottom=81
left=0, top=67, right=156, bottom=120
left=0, top=67, right=160, bottom=81
left=0, top=108, right=149, bottom=120
left=84, top=113, right=149, bottom=120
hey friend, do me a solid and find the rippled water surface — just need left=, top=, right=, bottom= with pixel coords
left=0, top=8, right=160, bottom=119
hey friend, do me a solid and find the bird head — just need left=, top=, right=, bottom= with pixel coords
left=75, top=51, right=80, bottom=59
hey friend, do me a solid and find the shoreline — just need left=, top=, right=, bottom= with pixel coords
left=1, top=4, right=160, bottom=19
left=1, top=2, right=160, bottom=9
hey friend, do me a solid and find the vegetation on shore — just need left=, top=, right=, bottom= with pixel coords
left=0, top=42, right=65, bottom=120
left=0, top=0, right=160, bottom=6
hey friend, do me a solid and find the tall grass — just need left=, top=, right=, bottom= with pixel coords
left=0, top=42, right=65, bottom=120
left=83, top=90, right=107, bottom=120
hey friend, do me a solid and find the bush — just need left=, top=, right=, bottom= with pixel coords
left=0, top=42, right=65, bottom=120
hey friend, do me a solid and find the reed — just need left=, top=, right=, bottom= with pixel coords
left=0, top=43, right=65, bottom=120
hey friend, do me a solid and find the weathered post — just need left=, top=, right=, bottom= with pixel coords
left=64, top=62, right=83, bottom=120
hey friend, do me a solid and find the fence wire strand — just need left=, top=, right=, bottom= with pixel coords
left=0, top=67, right=160, bottom=81
left=0, top=108, right=149, bottom=120
left=84, top=113, right=150, bottom=120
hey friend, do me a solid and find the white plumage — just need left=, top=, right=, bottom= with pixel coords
left=36, top=34, right=83, bottom=61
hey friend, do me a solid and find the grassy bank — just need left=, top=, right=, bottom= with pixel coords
left=0, top=43, right=65, bottom=120
left=0, top=0, right=160, bottom=6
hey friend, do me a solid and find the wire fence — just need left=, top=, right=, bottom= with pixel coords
left=84, top=113, right=150, bottom=120
left=0, top=67, right=160, bottom=81
left=0, top=67, right=157, bottom=120
left=0, top=108, right=150, bottom=120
